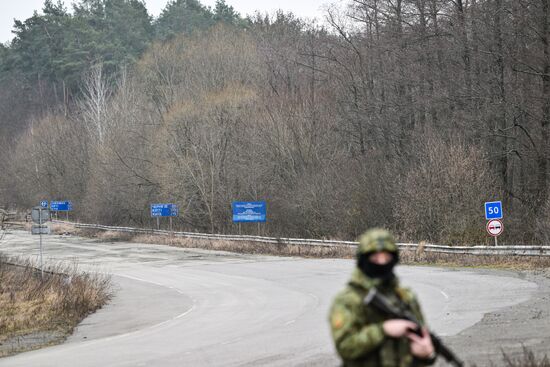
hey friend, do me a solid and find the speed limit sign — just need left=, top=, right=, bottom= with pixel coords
left=486, top=219, right=504, bottom=237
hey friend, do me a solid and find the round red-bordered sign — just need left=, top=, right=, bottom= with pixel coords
left=486, top=219, right=504, bottom=237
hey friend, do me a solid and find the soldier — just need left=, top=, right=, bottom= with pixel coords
left=329, top=228, right=436, bottom=366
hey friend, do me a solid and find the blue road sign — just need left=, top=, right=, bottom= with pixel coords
left=232, top=201, right=267, bottom=223
left=50, top=201, right=72, bottom=211
left=150, top=204, right=179, bottom=217
left=485, top=201, right=503, bottom=220
left=40, top=200, right=48, bottom=208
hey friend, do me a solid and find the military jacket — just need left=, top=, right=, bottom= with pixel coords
left=329, top=268, right=435, bottom=367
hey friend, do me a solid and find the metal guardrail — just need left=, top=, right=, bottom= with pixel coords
left=0, top=260, right=68, bottom=278
left=51, top=221, right=550, bottom=257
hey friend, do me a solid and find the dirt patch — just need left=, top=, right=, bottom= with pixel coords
left=0, top=331, right=66, bottom=357
left=50, top=222, right=79, bottom=236
left=0, top=255, right=111, bottom=357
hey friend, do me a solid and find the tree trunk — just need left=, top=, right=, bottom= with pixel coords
left=537, top=0, right=550, bottom=213
left=494, top=0, right=511, bottom=207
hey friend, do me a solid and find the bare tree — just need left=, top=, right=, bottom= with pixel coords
left=79, top=63, right=112, bottom=146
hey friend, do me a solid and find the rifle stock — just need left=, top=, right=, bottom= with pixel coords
left=364, top=288, right=464, bottom=367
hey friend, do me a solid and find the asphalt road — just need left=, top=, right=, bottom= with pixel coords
left=0, top=231, right=539, bottom=367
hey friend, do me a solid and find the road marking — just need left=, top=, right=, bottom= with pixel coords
left=307, top=292, right=320, bottom=304
left=285, top=320, right=296, bottom=326
left=440, top=290, right=449, bottom=300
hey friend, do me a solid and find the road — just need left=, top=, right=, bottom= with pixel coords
left=0, top=230, right=540, bottom=366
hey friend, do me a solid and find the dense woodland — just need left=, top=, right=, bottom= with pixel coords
left=1, top=0, right=549, bottom=245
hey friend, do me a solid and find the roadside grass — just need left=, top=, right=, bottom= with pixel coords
left=499, top=347, right=550, bottom=367
left=473, top=347, right=550, bottom=367
left=133, top=234, right=355, bottom=258
left=0, top=254, right=111, bottom=357
left=503, top=348, right=550, bottom=367
left=51, top=223, right=355, bottom=257
left=50, top=222, right=78, bottom=235
left=399, top=249, right=550, bottom=271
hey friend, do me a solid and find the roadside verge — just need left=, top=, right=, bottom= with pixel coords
left=0, top=254, right=111, bottom=357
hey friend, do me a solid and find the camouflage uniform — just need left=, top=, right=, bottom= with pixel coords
left=329, top=229, right=435, bottom=367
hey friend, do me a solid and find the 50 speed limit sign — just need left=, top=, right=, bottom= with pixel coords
left=486, top=219, right=504, bottom=237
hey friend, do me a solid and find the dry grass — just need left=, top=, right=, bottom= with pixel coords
left=133, top=234, right=357, bottom=258
left=400, top=249, right=550, bottom=271
left=50, top=222, right=78, bottom=235
left=472, top=347, right=550, bottom=367
left=499, top=347, right=550, bottom=367
left=95, top=230, right=135, bottom=242
left=0, top=254, right=111, bottom=357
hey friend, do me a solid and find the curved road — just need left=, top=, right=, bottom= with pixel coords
left=0, top=231, right=538, bottom=366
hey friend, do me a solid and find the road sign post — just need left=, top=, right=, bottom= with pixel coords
left=39, top=209, right=43, bottom=279
left=485, top=201, right=503, bottom=246
left=32, top=206, right=51, bottom=279
left=486, top=219, right=504, bottom=246
left=169, top=216, right=173, bottom=244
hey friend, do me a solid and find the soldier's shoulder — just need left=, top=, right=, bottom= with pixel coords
left=332, top=284, right=364, bottom=307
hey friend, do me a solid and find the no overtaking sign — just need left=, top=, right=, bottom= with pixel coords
left=486, top=219, right=503, bottom=237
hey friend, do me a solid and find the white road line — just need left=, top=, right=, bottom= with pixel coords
left=220, top=338, right=243, bottom=345
left=307, top=292, right=320, bottom=304
left=440, top=290, right=449, bottom=300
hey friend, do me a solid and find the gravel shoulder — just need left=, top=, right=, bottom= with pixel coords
left=437, top=269, right=550, bottom=366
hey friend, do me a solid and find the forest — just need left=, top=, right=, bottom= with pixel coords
left=0, top=0, right=549, bottom=245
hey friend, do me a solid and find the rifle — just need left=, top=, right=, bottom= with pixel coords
left=364, top=288, right=464, bottom=367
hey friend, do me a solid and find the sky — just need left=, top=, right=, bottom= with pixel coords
left=0, top=0, right=334, bottom=43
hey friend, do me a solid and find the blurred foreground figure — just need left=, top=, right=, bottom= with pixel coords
left=329, top=229, right=436, bottom=367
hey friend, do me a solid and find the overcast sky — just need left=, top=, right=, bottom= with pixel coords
left=1, top=0, right=334, bottom=44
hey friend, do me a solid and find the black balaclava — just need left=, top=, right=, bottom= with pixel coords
left=358, top=252, right=399, bottom=282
